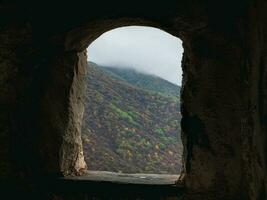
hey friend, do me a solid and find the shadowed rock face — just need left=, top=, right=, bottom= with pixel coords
left=1, top=0, right=267, bottom=199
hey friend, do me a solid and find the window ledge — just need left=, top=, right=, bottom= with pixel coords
left=50, top=170, right=185, bottom=198
left=65, top=170, right=181, bottom=185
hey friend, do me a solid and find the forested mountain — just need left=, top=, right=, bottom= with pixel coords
left=82, top=62, right=182, bottom=174
left=99, top=64, right=180, bottom=97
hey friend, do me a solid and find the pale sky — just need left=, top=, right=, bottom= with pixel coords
left=87, top=26, right=183, bottom=85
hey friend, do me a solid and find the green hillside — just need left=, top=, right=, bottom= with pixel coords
left=82, top=62, right=182, bottom=174
left=97, top=63, right=181, bottom=97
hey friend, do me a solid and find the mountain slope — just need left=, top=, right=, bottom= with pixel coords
left=87, top=62, right=180, bottom=97
left=98, top=63, right=181, bottom=97
left=82, top=62, right=182, bottom=174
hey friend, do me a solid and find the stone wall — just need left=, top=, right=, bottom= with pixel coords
left=181, top=29, right=245, bottom=200
left=241, top=1, right=267, bottom=199
left=1, top=1, right=267, bottom=199
left=0, top=22, right=32, bottom=180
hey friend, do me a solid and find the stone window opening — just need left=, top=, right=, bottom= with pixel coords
left=2, top=2, right=259, bottom=199
left=79, top=25, right=184, bottom=185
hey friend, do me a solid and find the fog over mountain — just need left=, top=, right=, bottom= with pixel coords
left=87, top=26, right=183, bottom=85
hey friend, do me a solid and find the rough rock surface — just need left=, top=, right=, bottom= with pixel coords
left=1, top=0, right=267, bottom=200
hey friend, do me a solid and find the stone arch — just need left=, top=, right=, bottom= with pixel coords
left=38, top=16, right=245, bottom=199
left=35, top=15, right=244, bottom=199
left=3, top=1, right=267, bottom=199
left=56, top=17, right=187, bottom=176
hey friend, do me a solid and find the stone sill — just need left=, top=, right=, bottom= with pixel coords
left=48, top=170, right=184, bottom=198
left=65, top=170, right=181, bottom=185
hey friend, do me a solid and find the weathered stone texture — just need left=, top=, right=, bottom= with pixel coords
left=240, top=1, right=267, bottom=199
left=37, top=50, right=87, bottom=175
left=181, top=33, right=244, bottom=199
left=1, top=1, right=267, bottom=200
left=0, top=24, right=32, bottom=180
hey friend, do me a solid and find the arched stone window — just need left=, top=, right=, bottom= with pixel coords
left=82, top=26, right=183, bottom=178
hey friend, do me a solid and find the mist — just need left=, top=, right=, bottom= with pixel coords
left=87, top=26, right=183, bottom=85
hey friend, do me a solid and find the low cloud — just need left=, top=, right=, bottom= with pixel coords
left=87, top=26, right=183, bottom=85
